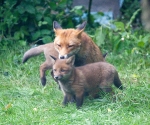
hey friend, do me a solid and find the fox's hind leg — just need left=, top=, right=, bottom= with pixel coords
left=99, top=82, right=115, bottom=97
left=89, top=88, right=100, bottom=99
left=40, top=61, right=53, bottom=86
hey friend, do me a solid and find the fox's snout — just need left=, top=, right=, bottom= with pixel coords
left=59, top=53, right=72, bottom=59
left=59, top=55, right=67, bottom=59
left=59, top=51, right=77, bottom=59
left=54, top=75, right=62, bottom=80
left=60, top=56, right=64, bottom=59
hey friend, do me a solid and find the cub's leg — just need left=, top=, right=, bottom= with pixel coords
left=99, top=81, right=115, bottom=96
left=75, top=90, right=84, bottom=108
left=99, top=82, right=118, bottom=102
left=62, top=93, right=75, bottom=105
left=88, top=88, right=100, bottom=99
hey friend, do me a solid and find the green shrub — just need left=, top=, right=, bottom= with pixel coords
left=1, top=0, right=149, bottom=57
left=93, top=9, right=150, bottom=56
left=120, top=0, right=141, bottom=24
left=0, top=0, right=88, bottom=47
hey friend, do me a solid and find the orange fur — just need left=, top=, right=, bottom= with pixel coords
left=23, top=21, right=104, bottom=86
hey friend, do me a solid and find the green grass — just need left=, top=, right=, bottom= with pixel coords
left=0, top=45, right=150, bottom=125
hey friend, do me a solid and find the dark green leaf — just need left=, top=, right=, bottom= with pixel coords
left=44, top=17, right=52, bottom=26
left=41, top=29, right=51, bottom=35
left=49, top=2, right=57, bottom=10
left=17, top=5, right=25, bottom=14
left=42, top=36, right=52, bottom=43
left=25, top=5, right=35, bottom=14
left=36, top=13, right=43, bottom=21
left=32, top=31, right=41, bottom=40
left=59, top=0, right=67, bottom=8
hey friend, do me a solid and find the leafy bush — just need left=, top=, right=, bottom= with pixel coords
left=93, top=9, right=150, bottom=56
left=1, top=0, right=149, bottom=58
left=120, top=0, right=141, bottom=24
left=0, top=0, right=87, bottom=47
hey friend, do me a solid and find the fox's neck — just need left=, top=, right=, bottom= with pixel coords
left=77, top=32, right=95, bottom=56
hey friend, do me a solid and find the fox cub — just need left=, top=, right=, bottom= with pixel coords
left=51, top=56, right=123, bottom=108
left=22, top=21, right=104, bottom=86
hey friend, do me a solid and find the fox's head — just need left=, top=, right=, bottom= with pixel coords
left=50, top=55, right=75, bottom=81
left=53, top=21, right=86, bottom=59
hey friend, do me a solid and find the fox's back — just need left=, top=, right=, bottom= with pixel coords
left=75, top=62, right=116, bottom=87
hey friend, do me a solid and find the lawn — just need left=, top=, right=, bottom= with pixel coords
left=0, top=45, right=150, bottom=125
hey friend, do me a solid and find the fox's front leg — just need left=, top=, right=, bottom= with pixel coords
left=75, top=91, right=84, bottom=108
left=62, top=93, right=74, bottom=105
left=40, top=61, right=52, bottom=86
left=63, top=95, right=69, bottom=105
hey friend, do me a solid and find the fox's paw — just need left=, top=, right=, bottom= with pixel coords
left=41, top=77, right=46, bottom=86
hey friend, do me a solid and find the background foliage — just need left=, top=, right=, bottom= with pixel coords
left=120, top=0, right=141, bottom=24
left=0, top=0, right=86, bottom=47
left=0, top=0, right=149, bottom=56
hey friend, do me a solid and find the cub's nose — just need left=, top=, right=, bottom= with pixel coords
left=54, top=76, right=59, bottom=80
left=60, top=56, right=64, bottom=59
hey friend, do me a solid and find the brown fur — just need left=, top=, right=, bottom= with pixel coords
left=51, top=56, right=123, bottom=108
left=22, top=21, right=104, bottom=86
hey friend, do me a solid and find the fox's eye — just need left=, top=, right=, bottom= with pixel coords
left=61, top=69, right=67, bottom=72
left=61, top=69, right=65, bottom=72
left=57, top=44, right=61, bottom=47
left=68, top=45, right=74, bottom=48
left=53, top=69, right=56, bottom=72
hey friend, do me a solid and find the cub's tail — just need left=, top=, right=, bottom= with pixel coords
left=22, top=44, right=46, bottom=63
left=114, top=72, right=123, bottom=90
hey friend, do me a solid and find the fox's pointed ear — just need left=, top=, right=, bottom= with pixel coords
left=53, top=21, right=62, bottom=32
left=76, top=21, right=87, bottom=37
left=50, top=55, right=57, bottom=63
left=66, top=56, right=75, bottom=65
left=77, top=21, right=87, bottom=30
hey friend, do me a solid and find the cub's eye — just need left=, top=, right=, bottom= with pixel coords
left=68, top=45, right=74, bottom=48
left=61, top=69, right=65, bottom=72
left=53, top=69, right=56, bottom=72
left=57, top=44, right=61, bottom=47
left=61, top=69, right=67, bottom=72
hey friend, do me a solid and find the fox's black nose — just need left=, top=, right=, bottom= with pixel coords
left=60, top=56, right=64, bottom=59
left=54, top=76, right=59, bottom=80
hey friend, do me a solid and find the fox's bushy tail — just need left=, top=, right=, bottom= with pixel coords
left=114, top=72, right=123, bottom=90
left=22, top=45, right=45, bottom=63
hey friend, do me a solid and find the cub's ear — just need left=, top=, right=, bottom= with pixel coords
left=50, top=55, right=57, bottom=63
left=76, top=21, right=87, bottom=37
left=66, top=55, right=75, bottom=65
left=53, top=21, right=62, bottom=32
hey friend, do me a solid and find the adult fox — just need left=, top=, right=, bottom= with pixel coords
left=23, top=21, right=105, bottom=86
